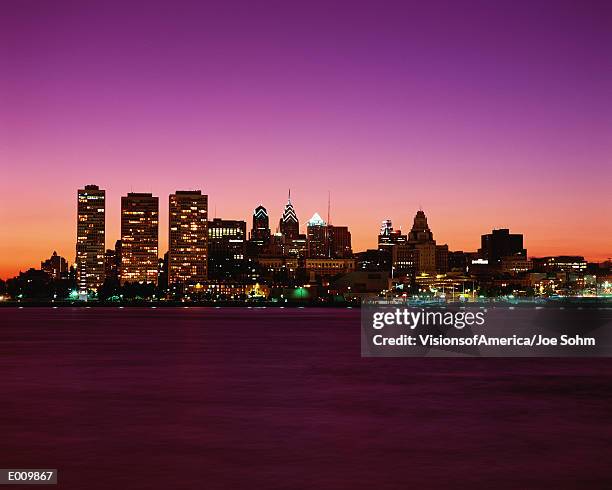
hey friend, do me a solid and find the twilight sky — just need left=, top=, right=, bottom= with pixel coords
left=1, top=0, right=611, bottom=279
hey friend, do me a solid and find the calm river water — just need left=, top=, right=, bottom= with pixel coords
left=1, top=308, right=611, bottom=489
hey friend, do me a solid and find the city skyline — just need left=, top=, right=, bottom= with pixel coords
left=0, top=182, right=609, bottom=281
left=2, top=1, right=612, bottom=278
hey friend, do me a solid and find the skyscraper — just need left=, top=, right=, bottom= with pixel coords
left=208, top=218, right=247, bottom=281
left=279, top=190, right=299, bottom=239
left=306, top=212, right=329, bottom=258
left=168, top=190, right=208, bottom=286
left=120, top=193, right=159, bottom=285
left=328, top=225, right=352, bottom=258
left=407, top=210, right=434, bottom=244
left=76, top=184, right=105, bottom=296
left=251, top=205, right=270, bottom=246
left=406, top=209, right=437, bottom=273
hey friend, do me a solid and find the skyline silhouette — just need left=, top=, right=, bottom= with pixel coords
left=1, top=0, right=611, bottom=277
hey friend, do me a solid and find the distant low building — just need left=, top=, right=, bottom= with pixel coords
left=331, top=271, right=390, bottom=295
left=355, top=249, right=391, bottom=272
left=501, top=256, right=533, bottom=274
left=447, top=250, right=478, bottom=273
left=304, top=258, right=355, bottom=279
left=531, top=256, right=587, bottom=273
left=392, top=244, right=418, bottom=278
left=41, top=251, right=68, bottom=280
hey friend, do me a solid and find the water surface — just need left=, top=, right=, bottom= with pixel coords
left=1, top=308, right=611, bottom=489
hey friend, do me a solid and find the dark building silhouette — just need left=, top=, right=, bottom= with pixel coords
left=158, top=252, right=169, bottom=290
left=41, top=251, right=68, bottom=280
left=208, top=218, right=247, bottom=281
left=328, top=225, right=352, bottom=258
left=355, top=249, right=391, bottom=272
left=104, top=240, right=122, bottom=281
left=531, top=256, right=586, bottom=273
left=447, top=250, right=477, bottom=273
left=408, top=210, right=434, bottom=244
left=251, top=205, right=271, bottom=247
left=284, top=234, right=307, bottom=258
left=435, top=244, right=449, bottom=273
left=392, top=244, right=419, bottom=277
left=479, top=229, right=526, bottom=264
left=279, top=190, right=299, bottom=239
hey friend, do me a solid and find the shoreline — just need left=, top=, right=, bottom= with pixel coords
left=1, top=298, right=610, bottom=308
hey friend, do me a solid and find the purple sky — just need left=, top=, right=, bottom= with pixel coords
left=1, top=0, right=611, bottom=278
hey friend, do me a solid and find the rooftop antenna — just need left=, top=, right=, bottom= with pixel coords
left=327, top=191, right=331, bottom=225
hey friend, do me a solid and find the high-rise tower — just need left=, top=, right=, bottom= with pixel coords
left=279, top=190, right=299, bottom=239
left=120, top=193, right=159, bottom=285
left=251, top=205, right=270, bottom=246
left=168, top=190, right=208, bottom=286
left=407, top=210, right=434, bottom=244
left=406, top=209, right=437, bottom=273
left=208, top=218, right=247, bottom=281
left=306, top=212, right=329, bottom=258
left=76, top=184, right=105, bottom=297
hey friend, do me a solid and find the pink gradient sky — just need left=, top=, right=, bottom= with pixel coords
left=1, top=1, right=611, bottom=279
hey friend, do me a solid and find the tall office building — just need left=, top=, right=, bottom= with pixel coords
left=279, top=190, right=299, bottom=239
left=407, top=210, right=437, bottom=273
left=306, top=212, right=329, bottom=258
left=328, top=225, right=352, bottom=258
left=168, top=190, right=208, bottom=285
left=120, top=193, right=159, bottom=284
left=76, top=184, right=105, bottom=296
left=208, top=218, right=247, bottom=281
left=251, top=205, right=271, bottom=246
left=284, top=234, right=308, bottom=258
left=407, top=210, right=434, bottom=243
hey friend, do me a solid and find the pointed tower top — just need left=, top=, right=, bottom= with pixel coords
left=307, top=212, right=327, bottom=227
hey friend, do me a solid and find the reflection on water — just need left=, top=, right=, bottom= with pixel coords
left=1, top=308, right=612, bottom=489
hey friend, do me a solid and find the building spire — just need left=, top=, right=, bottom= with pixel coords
left=288, top=188, right=291, bottom=203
